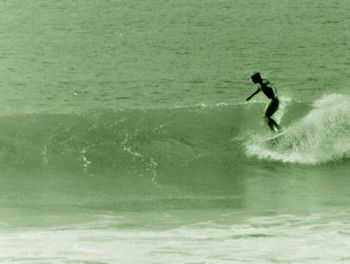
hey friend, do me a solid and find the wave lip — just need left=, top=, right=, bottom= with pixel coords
left=246, top=94, right=350, bottom=164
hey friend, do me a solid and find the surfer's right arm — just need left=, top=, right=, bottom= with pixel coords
left=246, top=88, right=260, bottom=101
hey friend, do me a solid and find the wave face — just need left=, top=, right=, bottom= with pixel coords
left=0, top=104, right=249, bottom=183
left=0, top=94, right=348, bottom=182
left=246, top=94, right=350, bottom=164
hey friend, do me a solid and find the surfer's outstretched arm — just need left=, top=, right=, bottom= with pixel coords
left=246, top=88, right=260, bottom=101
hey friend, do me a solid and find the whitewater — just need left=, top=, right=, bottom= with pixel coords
left=247, top=94, right=350, bottom=164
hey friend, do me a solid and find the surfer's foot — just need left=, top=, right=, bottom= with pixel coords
left=265, top=116, right=281, bottom=132
left=267, top=124, right=276, bottom=132
left=274, top=124, right=281, bottom=132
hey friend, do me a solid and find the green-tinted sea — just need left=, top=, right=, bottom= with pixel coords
left=0, top=0, right=349, bottom=263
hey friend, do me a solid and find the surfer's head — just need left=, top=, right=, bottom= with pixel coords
left=251, top=72, right=262, bottom=84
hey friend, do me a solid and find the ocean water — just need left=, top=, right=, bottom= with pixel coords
left=0, top=0, right=349, bottom=263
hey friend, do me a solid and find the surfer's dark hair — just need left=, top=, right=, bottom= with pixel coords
left=251, top=72, right=262, bottom=83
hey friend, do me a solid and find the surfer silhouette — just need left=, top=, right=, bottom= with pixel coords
left=246, top=72, right=281, bottom=132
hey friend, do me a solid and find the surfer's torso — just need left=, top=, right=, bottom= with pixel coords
left=259, top=79, right=276, bottom=99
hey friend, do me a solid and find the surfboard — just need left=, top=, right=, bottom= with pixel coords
left=261, top=129, right=287, bottom=145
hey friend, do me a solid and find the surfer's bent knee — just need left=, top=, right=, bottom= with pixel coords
left=265, top=98, right=279, bottom=117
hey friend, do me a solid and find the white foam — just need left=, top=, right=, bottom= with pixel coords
left=2, top=212, right=350, bottom=263
left=246, top=94, right=350, bottom=164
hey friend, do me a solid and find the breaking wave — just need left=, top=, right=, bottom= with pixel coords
left=246, top=94, right=350, bottom=164
left=0, top=94, right=347, bottom=183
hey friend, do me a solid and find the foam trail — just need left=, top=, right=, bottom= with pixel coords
left=246, top=94, right=350, bottom=164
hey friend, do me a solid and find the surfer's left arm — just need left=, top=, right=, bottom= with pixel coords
left=246, top=88, right=260, bottom=101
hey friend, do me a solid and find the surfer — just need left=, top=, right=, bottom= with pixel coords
left=246, top=72, right=281, bottom=132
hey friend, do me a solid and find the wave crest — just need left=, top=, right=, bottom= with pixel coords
left=246, top=94, right=350, bottom=164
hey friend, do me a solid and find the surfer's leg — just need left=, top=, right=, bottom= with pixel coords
left=264, top=116, right=280, bottom=131
left=268, top=116, right=281, bottom=131
left=264, top=116, right=276, bottom=131
left=265, top=98, right=281, bottom=132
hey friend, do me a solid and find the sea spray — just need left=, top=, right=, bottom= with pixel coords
left=246, top=94, right=350, bottom=164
